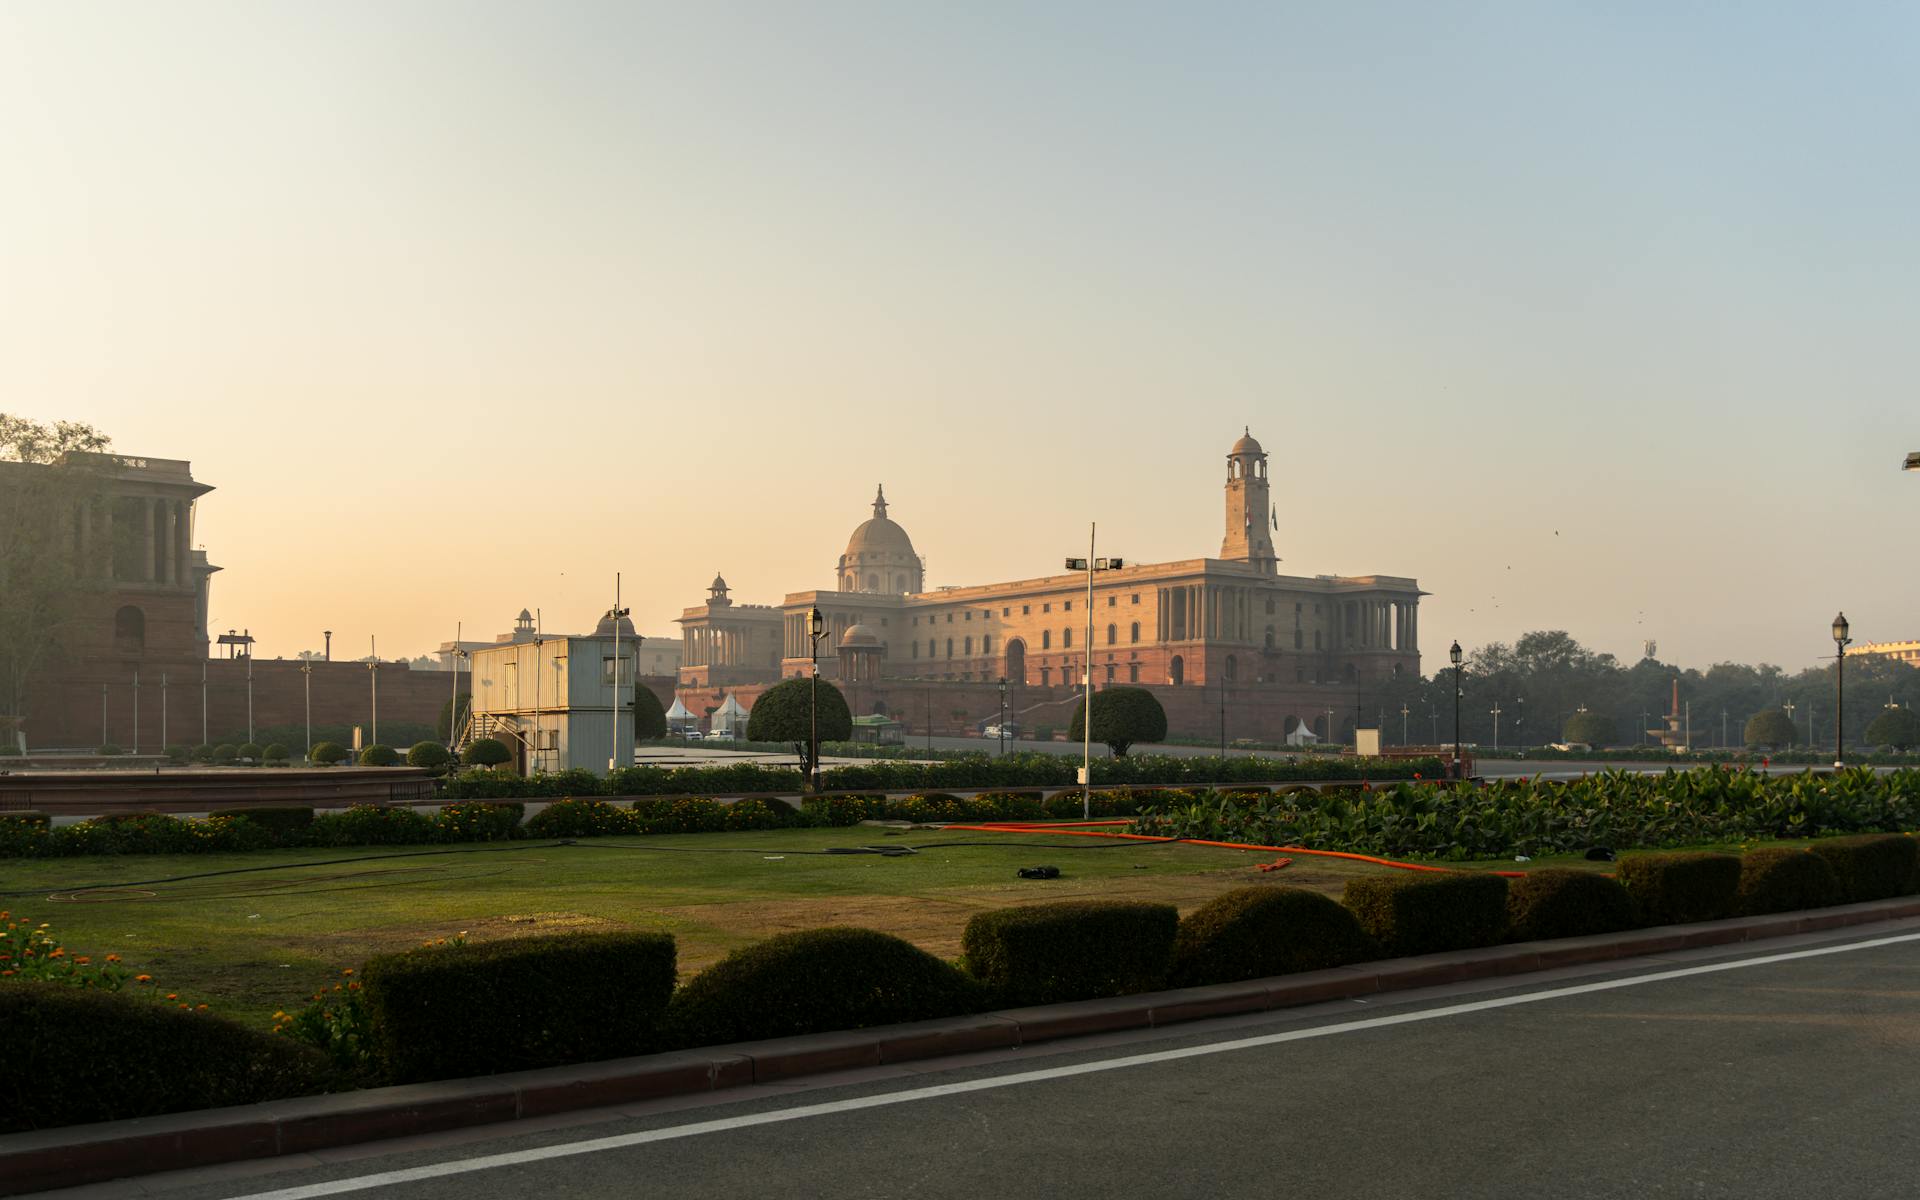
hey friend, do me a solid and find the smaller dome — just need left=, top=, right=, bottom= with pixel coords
left=1229, top=427, right=1264, bottom=457
left=839, top=623, right=882, bottom=649
left=517, top=608, right=533, bottom=622
left=593, top=609, right=639, bottom=639
left=710, top=573, right=728, bottom=592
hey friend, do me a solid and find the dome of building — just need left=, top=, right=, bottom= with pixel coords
left=593, top=609, right=639, bottom=639
left=839, top=623, right=882, bottom=649
left=710, top=573, right=729, bottom=592
left=838, top=485, right=923, bottom=595
left=1229, top=427, right=1264, bottom=457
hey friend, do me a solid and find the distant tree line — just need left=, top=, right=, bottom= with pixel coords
left=1358, top=630, right=1920, bottom=751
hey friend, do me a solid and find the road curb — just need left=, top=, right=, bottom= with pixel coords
left=8, top=895, right=1920, bottom=1195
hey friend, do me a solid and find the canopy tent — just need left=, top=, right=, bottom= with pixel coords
left=664, top=696, right=700, bottom=735
left=1284, top=717, right=1320, bottom=746
left=709, top=692, right=751, bottom=736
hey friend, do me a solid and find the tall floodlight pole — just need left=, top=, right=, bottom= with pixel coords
left=1833, top=612, right=1851, bottom=768
left=132, top=671, right=140, bottom=755
left=368, top=635, right=380, bottom=748
left=1783, top=698, right=1796, bottom=751
left=301, top=661, right=312, bottom=763
left=1449, top=641, right=1464, bottom=779
left=449, top=622, right=464, bottom=749
left=246, top=648, right=255, bottom=745
left=1400, top=703, right=1409, bottom=747
left=808, top=606, right=825, bottom=792
left=101, top=684, right=108, bottom=747
left=1065, top=528, right=1124, bottom=820
left=534, top=610, right=543, bottom=775
left=201, top=660, right=208, bottom=747
left=609, top=575, right=629, bottom=775
left=160, top=673, right=167, bottom=753
left=1489, top=702, right=1502, bottom=752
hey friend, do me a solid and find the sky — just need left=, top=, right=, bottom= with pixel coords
left=3, top=1, right=1916, bottom=670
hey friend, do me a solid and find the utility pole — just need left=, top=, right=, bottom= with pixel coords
left=1489, top=702, right=1503, bottom=752
left=132, top=671, right=139, bottom=755
left=1783, top=698, right=1796, bottom=751
left=1400, top=703, right=1409, bottom=747
left=1064, top=528, right=1123, bottom=819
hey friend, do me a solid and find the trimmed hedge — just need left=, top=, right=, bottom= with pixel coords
left=666, top=927, right=984, bottom=1048
left=407, top=741, right=453, bottom=769
left=0, top=811, right=51, bottom=829
left=1170, top=887, right=1376, bottom=987
left=310, top=741, right=348, bottom=766
left=1807, top=834, right=1919, bottom=903
left=1504, top=869, right=1636, bottom=941
left=0, top=985, right=335, bottom=1133
left=1738, top=848, right=1841, bottom=916
left=962, top=901, right=1177, bottom=1006
left=1616, top=852, right=1741, bottom=926
left=220, top=806, right=316, bottom=842
left=526, top=798, right=633, bottom=838
left=360, top=931, right=676, bottom=1084
left=1342, top=872, right=1509, bottom=957
left=358, top=744, right=400, bottom=767
left=306, top=805, right=434, bottom=847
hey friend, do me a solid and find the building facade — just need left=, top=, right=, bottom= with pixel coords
left=462, top=609, right=642, bottom=774
left=1857, top=640, right=1920, bottom=669
left=678, top=431, right=1423, bottom=744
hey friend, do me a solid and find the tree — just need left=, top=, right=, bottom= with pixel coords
left=358, top=744, right=399, bottom=766
left=1864, top=708, right=1920, bottom=751
left=310, top=741, right=348, bottom=765
left=745, top=677, right=851, bottom=780
left=407, top=741, right=452, bottom=768
left=633, top=685, right=667, bottom=740
left=1744, top=709, right=1796, bottom=751
left=463, top=737, right=511, bottom=768
left=1068, top=687, right=1168, bottom=757
left=0, top=415, right=113, bottom=742
left=438, top=693, right=471, bottom=741
left=1561, top=710, right=1618, bottom=747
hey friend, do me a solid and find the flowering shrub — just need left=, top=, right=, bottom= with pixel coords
left=526, top=798, right=635, bottom=837
left=306, top=805, right=435, bottom=847
left=802, top=794, right=887, bottom=827
left=0, top=911, right=146, bottom=991
left=274, top=967, right=378, bottom=1080
left=433, top=801, right=522, bottom=842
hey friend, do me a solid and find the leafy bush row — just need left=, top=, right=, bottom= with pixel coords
left=0, top=803, right=528, bottom=858
left=1135, top=766, right=1920, bottom=860
left=433, top=752, right=1442, bottom=800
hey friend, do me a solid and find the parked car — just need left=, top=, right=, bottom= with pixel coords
left=704, top=728, right=737, bottom=742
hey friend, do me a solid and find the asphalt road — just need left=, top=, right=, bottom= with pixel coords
left=74, top=924, right=1920, bottom=1200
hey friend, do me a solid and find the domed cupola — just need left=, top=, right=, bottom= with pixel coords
left=838, top=485, right=922, bottom=594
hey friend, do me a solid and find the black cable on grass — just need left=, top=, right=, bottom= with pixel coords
left=0, top=841, right=571, bottom=899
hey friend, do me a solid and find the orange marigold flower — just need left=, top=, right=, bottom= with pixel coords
left=166, top=993, right=179, bottom=1001
left=74, top=956, right=90, bottom=965
left=0, top=970, right=13, bottom=977
left=105, top=954, right=121, bottom=963
left=196, top=1004, right=208, bottom=1011
left=341, top=968, right=354, bottom=976
left=134, top=974, right=153, bottom=983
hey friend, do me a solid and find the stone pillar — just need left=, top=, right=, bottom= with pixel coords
left=100, top=501, right=114, bottom=579
left=175, top=500, right=190, bottom=586
left=141, top=498, right=156, bottom=581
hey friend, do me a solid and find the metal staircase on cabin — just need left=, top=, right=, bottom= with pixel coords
left=455, top=711, right=532, bottom=757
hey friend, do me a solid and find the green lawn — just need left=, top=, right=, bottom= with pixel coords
left=2, top=828, right=1391, bottom=1025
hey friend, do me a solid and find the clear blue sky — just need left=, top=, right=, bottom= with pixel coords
left=3, top=1, right=1915, bottom=668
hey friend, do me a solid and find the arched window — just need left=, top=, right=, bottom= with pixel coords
left=866, top=574, right=878, bottom=590
left=1264, top=626, right=1275, bottom=650
left=964, top=636, right=972, bottom=656
left=1130, top=622, right=1140, bottom=644
left=113, top=605, right=146, bottom=655
left=946, top=638, right=954, bottom=659
left=1042, top=631, right=1051, bottom=649
left=982, top=634, right=992, bottom=655
left=929, top=638, right=937, bottom=657
left=1106, top=623, right=1117, bottom=645
left=911, top=642, right=919, bottom=659
left=1063, top=628, right=1072, bottom=648
left=1224, top=655, right=1238, bottom=681
left=1169, top=655, right=1185, bottom=686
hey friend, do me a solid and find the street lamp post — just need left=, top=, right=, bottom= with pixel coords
left=1065, top=529, right=1124, bottom=820
left=100, top=684, right=107, bottom=748
left=1783, top=698, right=1796, bottom=751
left=1449, top=641, right=1463, bottom=779
left=1489, top=702, right=1503, bottom=752
left=1833, top=611, right=1851, bottom=768
left=367, top=636, right=380, bottom=749
left=998, top=676, right=1008, bottom=757
left=131, top=671, right=139, bottom=755
left=807, top=606, right=825, bottom=792
left=246, top=650, right=254, bottom=745
left=301, top=662, right=312, bottom=763
left=609, top=576, right=630, bottom=774
left=1400, top=703, right=1409, bottom=747
left=160, top=673, right=167, bottom=753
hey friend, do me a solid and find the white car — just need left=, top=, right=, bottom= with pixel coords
left=704, top=728, right=737, bottom=742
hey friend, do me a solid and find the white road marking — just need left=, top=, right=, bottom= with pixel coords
left=225, top=929, right=1920, bottom=1200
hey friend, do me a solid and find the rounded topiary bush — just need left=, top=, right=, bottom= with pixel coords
left=1738, top=848, right=1841, bottom=916
left=237, top=742, right=264, bottom=763
left=0, top=985, right=335, bottom=1133
left=262, top=743, right=290, bottom=764
left=189, top=743, right=216, bottom=763
left=407, top=741, right=452, bottom=769
left=309, top=741, right=348, bottom=766
left=1504, top=869, right=1637, bottom=941
left=212, top=743, right=239, bottom=764
left=358, top=744, right=399, bottom=767
left=463, top=737, right=512, bottom=768
left=665, top=927, right=986, bottom=1049
left=164, top=744, right=191, bottom=764
left=1171, top=886, right=1376, bottom=987
left=95, top=744, right=123, bottom=756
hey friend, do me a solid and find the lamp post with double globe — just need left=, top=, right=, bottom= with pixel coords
left=1833, top=612, right=1851, bottom=768
left=1450, top=640, right=1464, bottom=779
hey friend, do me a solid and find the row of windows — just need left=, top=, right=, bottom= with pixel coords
left=911, top=593, right=1150, bottom=626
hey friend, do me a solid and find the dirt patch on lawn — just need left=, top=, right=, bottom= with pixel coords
left=665, top=864, right=1358, bottom=974
left=275, top=910, right=620, bottom=962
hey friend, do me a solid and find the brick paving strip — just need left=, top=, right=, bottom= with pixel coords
left=8, top=896, right=1920, bottom=1197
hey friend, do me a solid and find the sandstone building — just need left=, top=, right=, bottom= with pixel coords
left=677, top=431, right=1423, bottom=743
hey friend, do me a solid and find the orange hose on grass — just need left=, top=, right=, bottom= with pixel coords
left=940, top=821, right=1529, bottom=879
